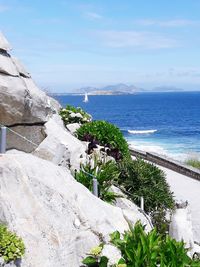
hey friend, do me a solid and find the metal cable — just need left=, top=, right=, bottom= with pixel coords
left=0, top=123, right=38, bottom=147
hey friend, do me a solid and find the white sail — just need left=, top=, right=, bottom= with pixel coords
left=83, top=92, right=89, bottom=102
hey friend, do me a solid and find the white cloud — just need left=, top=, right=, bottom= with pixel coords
left=85, top=12, right=102, bottom=20
left=96, top=30, right=179, bottom=49
left=135, top=19, right=200, bottom=27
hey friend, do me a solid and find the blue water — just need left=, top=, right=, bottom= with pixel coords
left=54, top=92, right=200, bottom=161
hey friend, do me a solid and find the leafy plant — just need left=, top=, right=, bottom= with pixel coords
left=0, top=224, right=25, bottom=263
left=60, top=105, right=92, bottom=125
left=75, top=158, right=121, bottom=203
left=76, top=121, right=131, bottom=160
left=82, top=244, right=109, bottom=267
left=82, top=221, right=200, bottom=267
left=117, top=157, right=175, bottom=234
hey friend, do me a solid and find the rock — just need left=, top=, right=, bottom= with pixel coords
left=0, top=32, right=11, bottom=51
left=0, top=74, right=60, bottom=126
left=0, top=33, right=60, bottom=125
left=12, top=57, right=31, bottom=78
left=101, top=244, right=121, bottom=266
left=169, top=204, right=194, bottom=252
left=0, top=257, right=18, bottom=267
left=0, top=153, right=152, bottom=267
left=109, top=186, right=153, bottom=231
left=66, top=123, right=80, bottom=134
left=33, top=116, right=88, bottom=170
left=0, top=54, right=19, bottom=76
left=0, top=33, right=61, bottom=152
left=6, top=125, right=46, bottom=153
left=0, top=258, right=4, bottom=266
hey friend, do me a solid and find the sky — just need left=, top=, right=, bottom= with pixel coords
left=1, top=0, right=200, bottom=92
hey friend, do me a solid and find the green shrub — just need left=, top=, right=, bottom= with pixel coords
left=82, top=221, right=200, bottom=267
left=117, top=157, right=175, bottom=234
left=117, top=157, right=175, bottom=213
left=75, top=158, right=121, bottom=203
left=60, top=105, right=92, bottom=125
left=76, top=120, right=130, bottom=160
left=185, top=158, right=200, bottom=170
left=0, top=224, right=25, bottom=263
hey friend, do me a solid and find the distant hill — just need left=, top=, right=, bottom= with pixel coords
left=51, top=84, right=185, bottom=96
left=79, top=83, right=140, bottom=95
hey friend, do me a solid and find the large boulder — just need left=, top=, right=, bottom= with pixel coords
left=169, top=203, right=194, bottom=255
left=0, top=33, right=61, bottom=152
left=33, top=116, right=88, bottom=171
left=0, top=74, right=59, bottom=125
left=0, top=153, right=151, bottom=267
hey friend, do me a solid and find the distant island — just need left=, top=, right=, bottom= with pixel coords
left=79, top=83, right=139, bottom=95
left=51, top=83, right=185, bottom=96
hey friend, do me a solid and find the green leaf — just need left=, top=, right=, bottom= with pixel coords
left=82, top=256, right=97, bottom=265
left=99, top=256, right=109, bottom=267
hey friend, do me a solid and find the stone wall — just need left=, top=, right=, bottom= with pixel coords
left=130, top=148, right=200, bottom=181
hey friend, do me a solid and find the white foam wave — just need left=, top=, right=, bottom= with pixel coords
left=128, top=141, right=188, bottom=162
left=128, top=129, right=157, bottom=134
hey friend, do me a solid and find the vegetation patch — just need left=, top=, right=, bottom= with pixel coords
left=75, top=158, right=121, bottom=203
left=60, top=105, right=92, bottom=125
left=76, top=120, right=131, bottom=160
left=0, top=224, right=25, bottom=263
left=117, top=157, right=175, bottom=234
left=82, top=221, right=200, bottom=267
left=185, top=158, right=200, bottom=170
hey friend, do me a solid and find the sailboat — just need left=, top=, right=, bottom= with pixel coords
left=83, top=92, right=89, bottom=103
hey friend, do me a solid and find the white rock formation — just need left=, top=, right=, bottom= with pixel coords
left=101, top=245, right=121, bottom=266
left=0, top=153, right=152, bottom=267
left=169, top=205, right=194, bottom=253
left=66, top=123, right=80, bottom=134
left=110, top=185, right=153, bottom=229
left=0, top=33, right=61, bottom=152
left=34, top=116, right=88, bottom=171
left=0, top=32, right=11, bottom=51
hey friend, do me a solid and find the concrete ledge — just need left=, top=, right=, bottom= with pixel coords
left=130, top=148, right=200, bottom=181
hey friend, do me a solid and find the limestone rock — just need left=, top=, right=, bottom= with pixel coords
left=6, top=125, right=46, bottom=153
left=33, top=116, right=88, bottom=170
left=0, top=74, right=60, bottom=126
left=66, top=123, right=80, bottom=134
left=110, top=186, right=153, bottom=230
left=0, top=54, right=19, bottom=76
left=169, top=205, right=194, bottom=252
left=12, top=57, right=31, bottom=78
left=0, top=153, right=152, bottom=267
left=101, top=245, right=121, bottom=266
left=0, top=32, right=11, bottom=51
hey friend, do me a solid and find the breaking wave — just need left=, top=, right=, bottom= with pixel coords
left=128, top=129, right=157, bottom=134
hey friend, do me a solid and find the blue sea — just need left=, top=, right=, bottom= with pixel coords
left=54, top=92, right=200, bottom=162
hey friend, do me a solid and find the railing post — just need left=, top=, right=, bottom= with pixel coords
left=92, top=178, right=98, bottom=197
left=0, top=126, right=7, bottom=154
left=140, top=196, right=144, bottom=210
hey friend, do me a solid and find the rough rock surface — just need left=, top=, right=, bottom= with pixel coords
left=0, top=153, right=151, bottom=267
left=6, top=125, right=46, bottom=153
left=169, top=205, right=194, bottom=253
left=0, top=33, right=61, bottom=152
left=66, top=123, right=80, bottom=134
left=0, top=32, right=11, bottom=51
left=0, top=74, right=59, bottom=125
left=34, top=116, right=88, bottom=170
left=110, top=186, right=153, bottom=229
